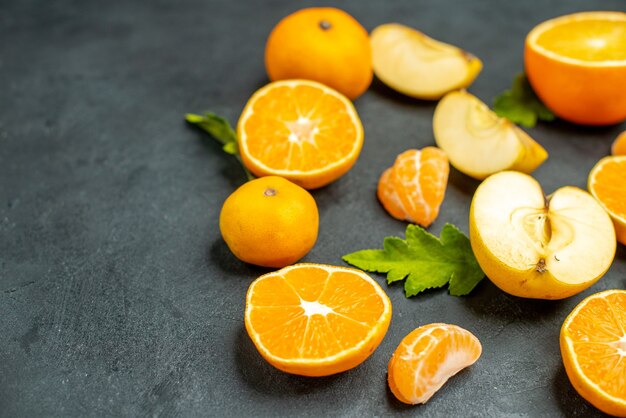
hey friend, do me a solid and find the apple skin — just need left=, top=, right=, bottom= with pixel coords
left=469, top=171, right=616, bottom=300
left=470, top=222, right=594, bottom=300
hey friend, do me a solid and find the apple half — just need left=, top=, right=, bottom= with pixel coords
left=370, top=24, right=482, bottom=99
left=434, top=90, right=548, bottom=180
left=470, top=171, right=616, bottom=300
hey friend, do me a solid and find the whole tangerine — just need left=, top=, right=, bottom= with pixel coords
left=219, top=176, right=319, bottom=268
left=265, top=7, right=372, bottom=100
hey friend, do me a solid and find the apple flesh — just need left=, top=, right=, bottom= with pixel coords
left=434, top=90, right=548, bottom=180
left=470, top=171, right=616, bottom=300
left=370, top=24, right=482, bottom=100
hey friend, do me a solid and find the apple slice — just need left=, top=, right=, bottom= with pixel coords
left=470, top=171, right=616, bottom=300
left=370, top=24, right=482, bottom=99
left=434, top=90, right=548, bottom=180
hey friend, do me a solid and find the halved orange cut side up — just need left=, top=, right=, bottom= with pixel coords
left=588, top=156, right=626, bottom=245
left=238, top=80, right=364, bottom=189
left=388, top=323, right=482, bottom=404
left=560, top=290, right=626, bottom=416
left=525, top=12, right=626, bottom=125
left=244, top=263, right=392, bottom=376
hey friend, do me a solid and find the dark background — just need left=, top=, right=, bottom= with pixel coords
left=2, top=0, right=625, bottom=416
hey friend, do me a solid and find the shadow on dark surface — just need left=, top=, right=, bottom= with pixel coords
left=368, top=76, right=437, bottom=109
left=447, top=166, right=481, bottom=198
left=253, top=75, right=271, bottom=92
left=616, top=244, right=626, bottom=263
left=385, top=380, right=414, bottom=412
left=208, top=238, right=269, bottom=278
left=185, top=124, right=248, bottom=190
left=542, top=118, right=623, bottom=138
left=234, top=326, right=343, bottom=396
left=551, top=365, right=602, bottom=417
left=309, top=180, right=344, bottom=213
left=463, top=278, right=568, bottom=321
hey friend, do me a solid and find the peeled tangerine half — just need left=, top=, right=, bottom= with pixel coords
left=377, top=147, right=449, bottom=227
left=470, top=171, right=616, bottom=300
left=370, top=24, right=482, bottom=99
left=434, top=90, right=548, bottom=180
left=388, top=323, right=482, bottom=405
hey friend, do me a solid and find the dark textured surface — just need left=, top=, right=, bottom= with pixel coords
left=2, top=0, right=626, bottom=416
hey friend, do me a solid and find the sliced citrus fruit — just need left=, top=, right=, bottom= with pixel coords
left=560, top=289, right=626, bottom=416
left=237, top=79, right=364, bottom=189
left=377, top=147, right=449, bottom=227
left=388, top=323, right=482, bottom=405
left=525, top=11, right=626, bottom=125
left=612, top=131, right=626, bottom=156
left=370, top=24, right=482, bottom=99
left=245, top=263, right=392, bottom=376
left=588, top=155, right=626, bottom=245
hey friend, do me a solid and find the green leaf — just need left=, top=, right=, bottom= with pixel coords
left=185, top=112, right=238, bottom=147
left=222, top=141, right=238, bottom=155
left=493, top=73, right=555, bottom=128
left=185, top=112, right=254, bottom=180
left=342, top=224, right=484, bottom=297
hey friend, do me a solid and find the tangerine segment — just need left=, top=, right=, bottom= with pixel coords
left=388, top=323, right=482, bottom=405
left=238, top=80, right=364, bottom=189
left=377, top=168, right=409, bottom=220
left=560, top=290, right=626, bottom=416
left=588, top=156, right=626, bottom=245
left=245, top=263, right=392, bottom=376
left=377, top=147, right=449, bottom=227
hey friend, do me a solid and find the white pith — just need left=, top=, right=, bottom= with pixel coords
left=300, top=300, right=333, bottom=317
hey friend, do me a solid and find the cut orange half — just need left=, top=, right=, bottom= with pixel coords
left=560, top=289, right=626, bottom=416
left=237, top=80, right=364, bottom=189
left=525, top=12, right=626, bottom=125
left=388, top=323, right=482, bottom=404
left=588, top=155, right=626, bottom=245
left=612, top=131, right=626, bottom=156
left=244, top=263, right=392, bottom=376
